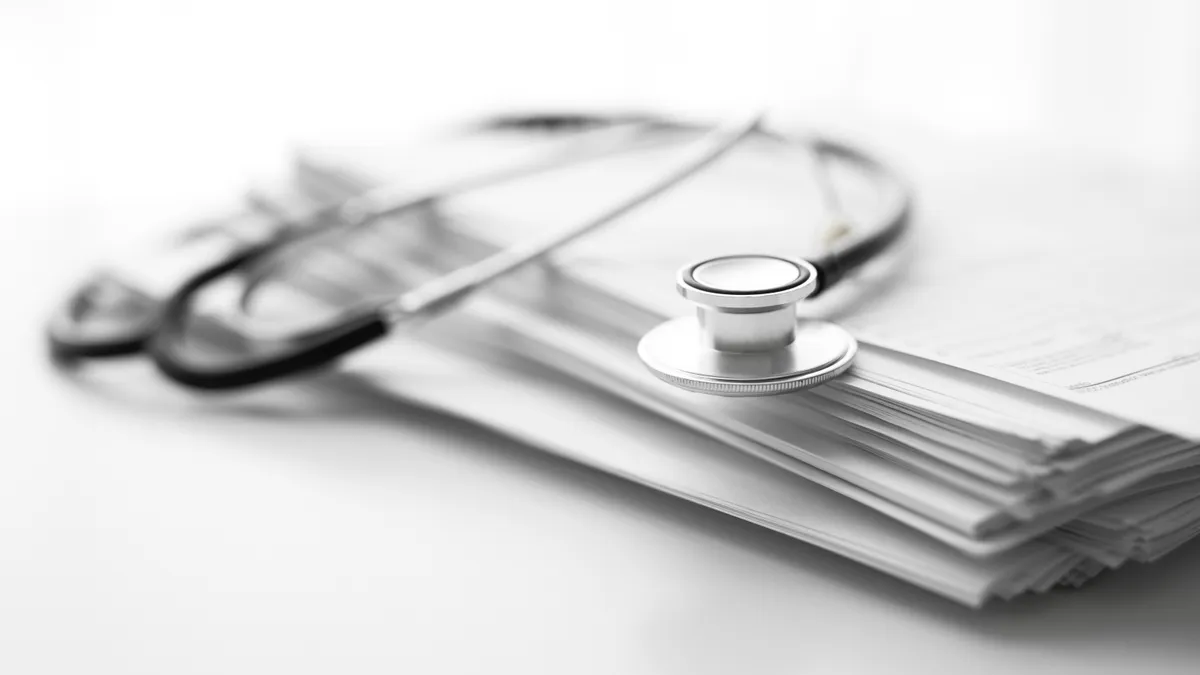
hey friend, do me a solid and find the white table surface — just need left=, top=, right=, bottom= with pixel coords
left=6, top=313, right=1200, bottom=675
left=6, top=3, right=1200, bottom=672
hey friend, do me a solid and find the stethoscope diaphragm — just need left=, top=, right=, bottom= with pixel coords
left=637, top=254, right=857, bottom=396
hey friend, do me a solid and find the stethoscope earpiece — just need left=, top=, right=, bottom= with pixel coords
left=638, top=254, right=857, bottom=396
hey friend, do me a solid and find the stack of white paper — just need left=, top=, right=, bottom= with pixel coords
left=223, top=119, right=1200, bottom=606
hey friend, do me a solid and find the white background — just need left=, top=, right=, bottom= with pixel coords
left=5, top=1, right=1200, bottom=672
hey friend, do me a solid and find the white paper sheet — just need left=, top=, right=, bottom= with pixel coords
left=829, top=130, right=1200, bottom=439
left=348, top=323, right=1073, bottom=607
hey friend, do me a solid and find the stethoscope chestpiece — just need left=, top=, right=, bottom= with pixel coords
left=637, top=254, right=857, bottom=396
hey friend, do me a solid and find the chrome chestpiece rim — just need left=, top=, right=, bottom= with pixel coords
left=638, top=254, right=857, bottom=396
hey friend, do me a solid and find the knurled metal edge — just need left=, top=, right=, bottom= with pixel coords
left=645, top=355, right=855, bottom=397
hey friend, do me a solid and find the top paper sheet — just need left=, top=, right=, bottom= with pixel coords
left=836, top=138, right=1200, bottom=439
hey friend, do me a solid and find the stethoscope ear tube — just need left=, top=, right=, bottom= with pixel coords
left=46, top=274, right=161, bottom=362
left=48, top=110, right=911, bottom=395
left=802, top=138, right=912, bottom=297
left=808, top=204, right=910, bottom=296
left=150, top=112, right=764, bottom=391
left=146, top=246, right=391, bottom=390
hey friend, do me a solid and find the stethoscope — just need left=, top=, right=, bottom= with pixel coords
left=47, top=110, right=910, bottom=396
